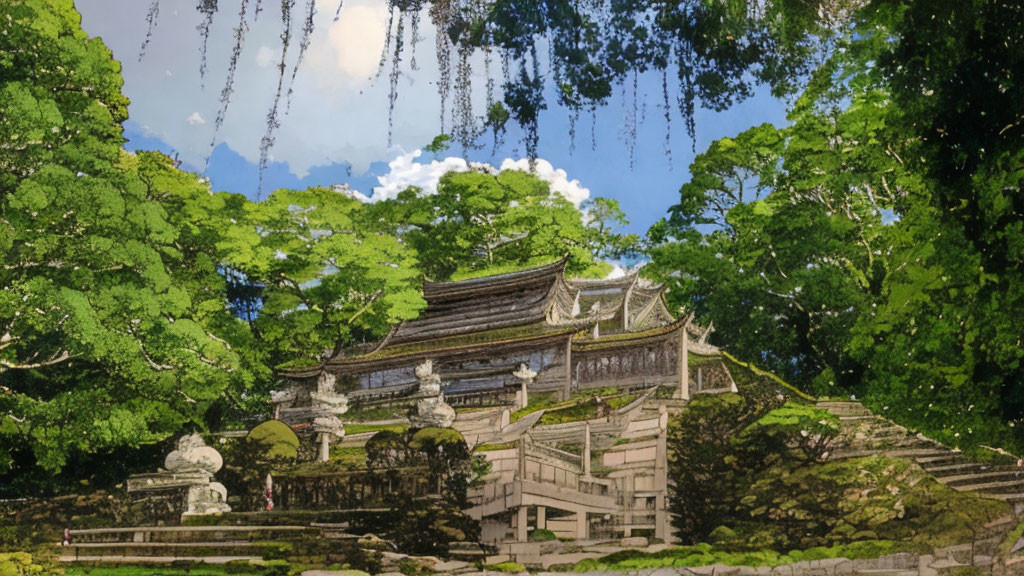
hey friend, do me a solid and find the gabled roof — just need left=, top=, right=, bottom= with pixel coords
left=388, top=257, right=572, bottom=344
left=278, top=261, right=684, bottom=379
left=564, top=273, right=671, bottom=333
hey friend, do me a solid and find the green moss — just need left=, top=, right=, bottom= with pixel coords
left=409, top=427, right=465, bottom=448
left=281, top=446, right=369, bottom=475
left=571, top=540, right=915, bottom=572
left=475, top=441, right=517, bottom=451
left=1001, top=519, right=1024, bottom=557
left=486, top=561, right=526, bottom=573
left=362, top=323, right=573, bottom=360
left=536, top=394, right=637, bottom=425
left=722, top=351, right=816, bottom=402
left=509, top=392, right=565, bottom=421
left=345, top=405, right=407, bottom=422
left=345, top=422, right=409, bottom=435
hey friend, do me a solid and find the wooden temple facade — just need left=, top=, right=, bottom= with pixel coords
left=275, top=258, right=730, bottom=423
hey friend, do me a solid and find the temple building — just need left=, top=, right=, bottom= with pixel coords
left=275, top=258, right=728, bottom=419
left=272, top=258, right=738, bottom=546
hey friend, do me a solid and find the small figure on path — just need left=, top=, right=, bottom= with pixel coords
left=265, top=472, right=274, bottom=511
left=62, top=525, right=71, bottom=546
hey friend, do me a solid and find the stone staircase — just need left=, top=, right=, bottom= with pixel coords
left=58, top=524, right=328, bottom=566
left=819, top=401, right=1024, bottom=508
left=818, top=401, right=1024, bottom=573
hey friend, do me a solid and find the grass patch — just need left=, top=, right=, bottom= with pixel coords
left=474, top=441, right=517, bottom=452
left=529, top=529, right=558, bottom=542
left=344, top=405, right=407, bottom=422
left=509, top=393, right=565, bottom=422
left=486, top=561, right=526, bottom=573
left=1000, top=519, right=1024, bottom=557
left=722, top=351, right=816, bottom=402
left=281, top=446, right=368, bottom=475
left=344, top=422, right=409, bottom=435
left=571, top=540, right=915, bottom=572
left=63, top=566, right=265, bottom=576
left=537, top=394, right=637, bottom=425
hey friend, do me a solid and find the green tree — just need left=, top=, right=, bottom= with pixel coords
left=219, top=187, right=425, bottom=370
left=580, top=197, right=640, bottom=260
left=0, top=0, right=246, bottom=477
left=365, top=169, right=611, bottom=281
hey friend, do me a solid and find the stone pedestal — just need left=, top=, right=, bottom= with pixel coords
left=271, top=372, right=349, bottom=462
left=127, top=434, right=230, bottom=519
left=513, top=363, right=536, bottom=411
left=409, top=360, right=456, bottom=428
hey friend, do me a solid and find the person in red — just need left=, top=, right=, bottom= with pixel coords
left=265, top=473, right=274, bottom=511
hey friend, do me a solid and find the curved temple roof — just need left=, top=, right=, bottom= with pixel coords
left=280, top=259, right=698, bottom=377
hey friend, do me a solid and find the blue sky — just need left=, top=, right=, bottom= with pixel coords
left=77, top=0, right=789, bottom=236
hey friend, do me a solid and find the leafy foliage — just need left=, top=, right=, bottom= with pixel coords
left=220, top=187, right=425, bottom=369
left=0, top=0, right=247, bottom=476
left=648, top=1, right=1024, bottom=451
left=667, top=394, right=1006, bottom=552
left=364, top=169, right=615, bottom=281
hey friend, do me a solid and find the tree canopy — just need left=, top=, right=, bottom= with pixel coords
left=647, top=0, right=1024, bottom=451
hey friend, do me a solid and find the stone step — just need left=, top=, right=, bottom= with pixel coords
left=829, top=408, right=875, bottom=415
left=972, top=535, right=1004, bottom=557
left=59, top=555, right=264, bottom=565
left=862, top=426, right=911, bottom=438
left=60, top=542, right=260, bottom=558
left=64, top=541, right=256, bottom=549
left=67, top=525, right=313, bottom=544
left=939, top=469, right=1024, bottom=487
left=854, top=436, right=934, bottom=450
left=818, top=401, right=872, bottom=410
left=921, top=462, right=991, bottom=476
left=952, top=477, right=1024, bottom=494
left=915, top=453, right=968, bottom=466
left=833, top=447, right=951, bottom=460
left=984, top=492, right=1024, bottom=502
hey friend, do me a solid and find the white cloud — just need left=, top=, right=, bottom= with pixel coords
left=605, top=265, right=626, bottom=279
left=370, top=150, right=591, bottom=207
left=186, top=112, right=206, bottom=126
left=371, top=149, right=473, bottom=201
left=325, top=3, right=387, bottom=81
left=499, top=158, right=591, bottom=206
left=255, top=45, right=277, bottom=68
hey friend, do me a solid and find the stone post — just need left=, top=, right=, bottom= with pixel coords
left=678, top=319, right=690, bottom=400
left=319, top=433, right=330, bottom=462
left=537, top=505, right=546, bottom=530
left=513, top=363, right=536, bottom=411
left=655, top=404, right=669, bottom=541
left=516, top=506, right=529, bottom=542
left=583, top=422, right=592, bottom=477
left=576, top=512, right=588, bottom=540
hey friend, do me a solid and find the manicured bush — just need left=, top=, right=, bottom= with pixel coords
left=247, top=420, right=300, bottom=461
left=528, top=528, right=557, bottom=542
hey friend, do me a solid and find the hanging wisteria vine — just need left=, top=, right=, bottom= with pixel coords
left=386, top=11, right=406, bottom=147
left=195, top=0, right=219, bottom=86
left=206, top=0, right=250, bottom=168
left=151, top=0, right=836, bottom=180
left=257, top=0, right=295, bottom=198
left=138, top=0, right=161, bottom=61
left=284, top=0, right=317, bottom=113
